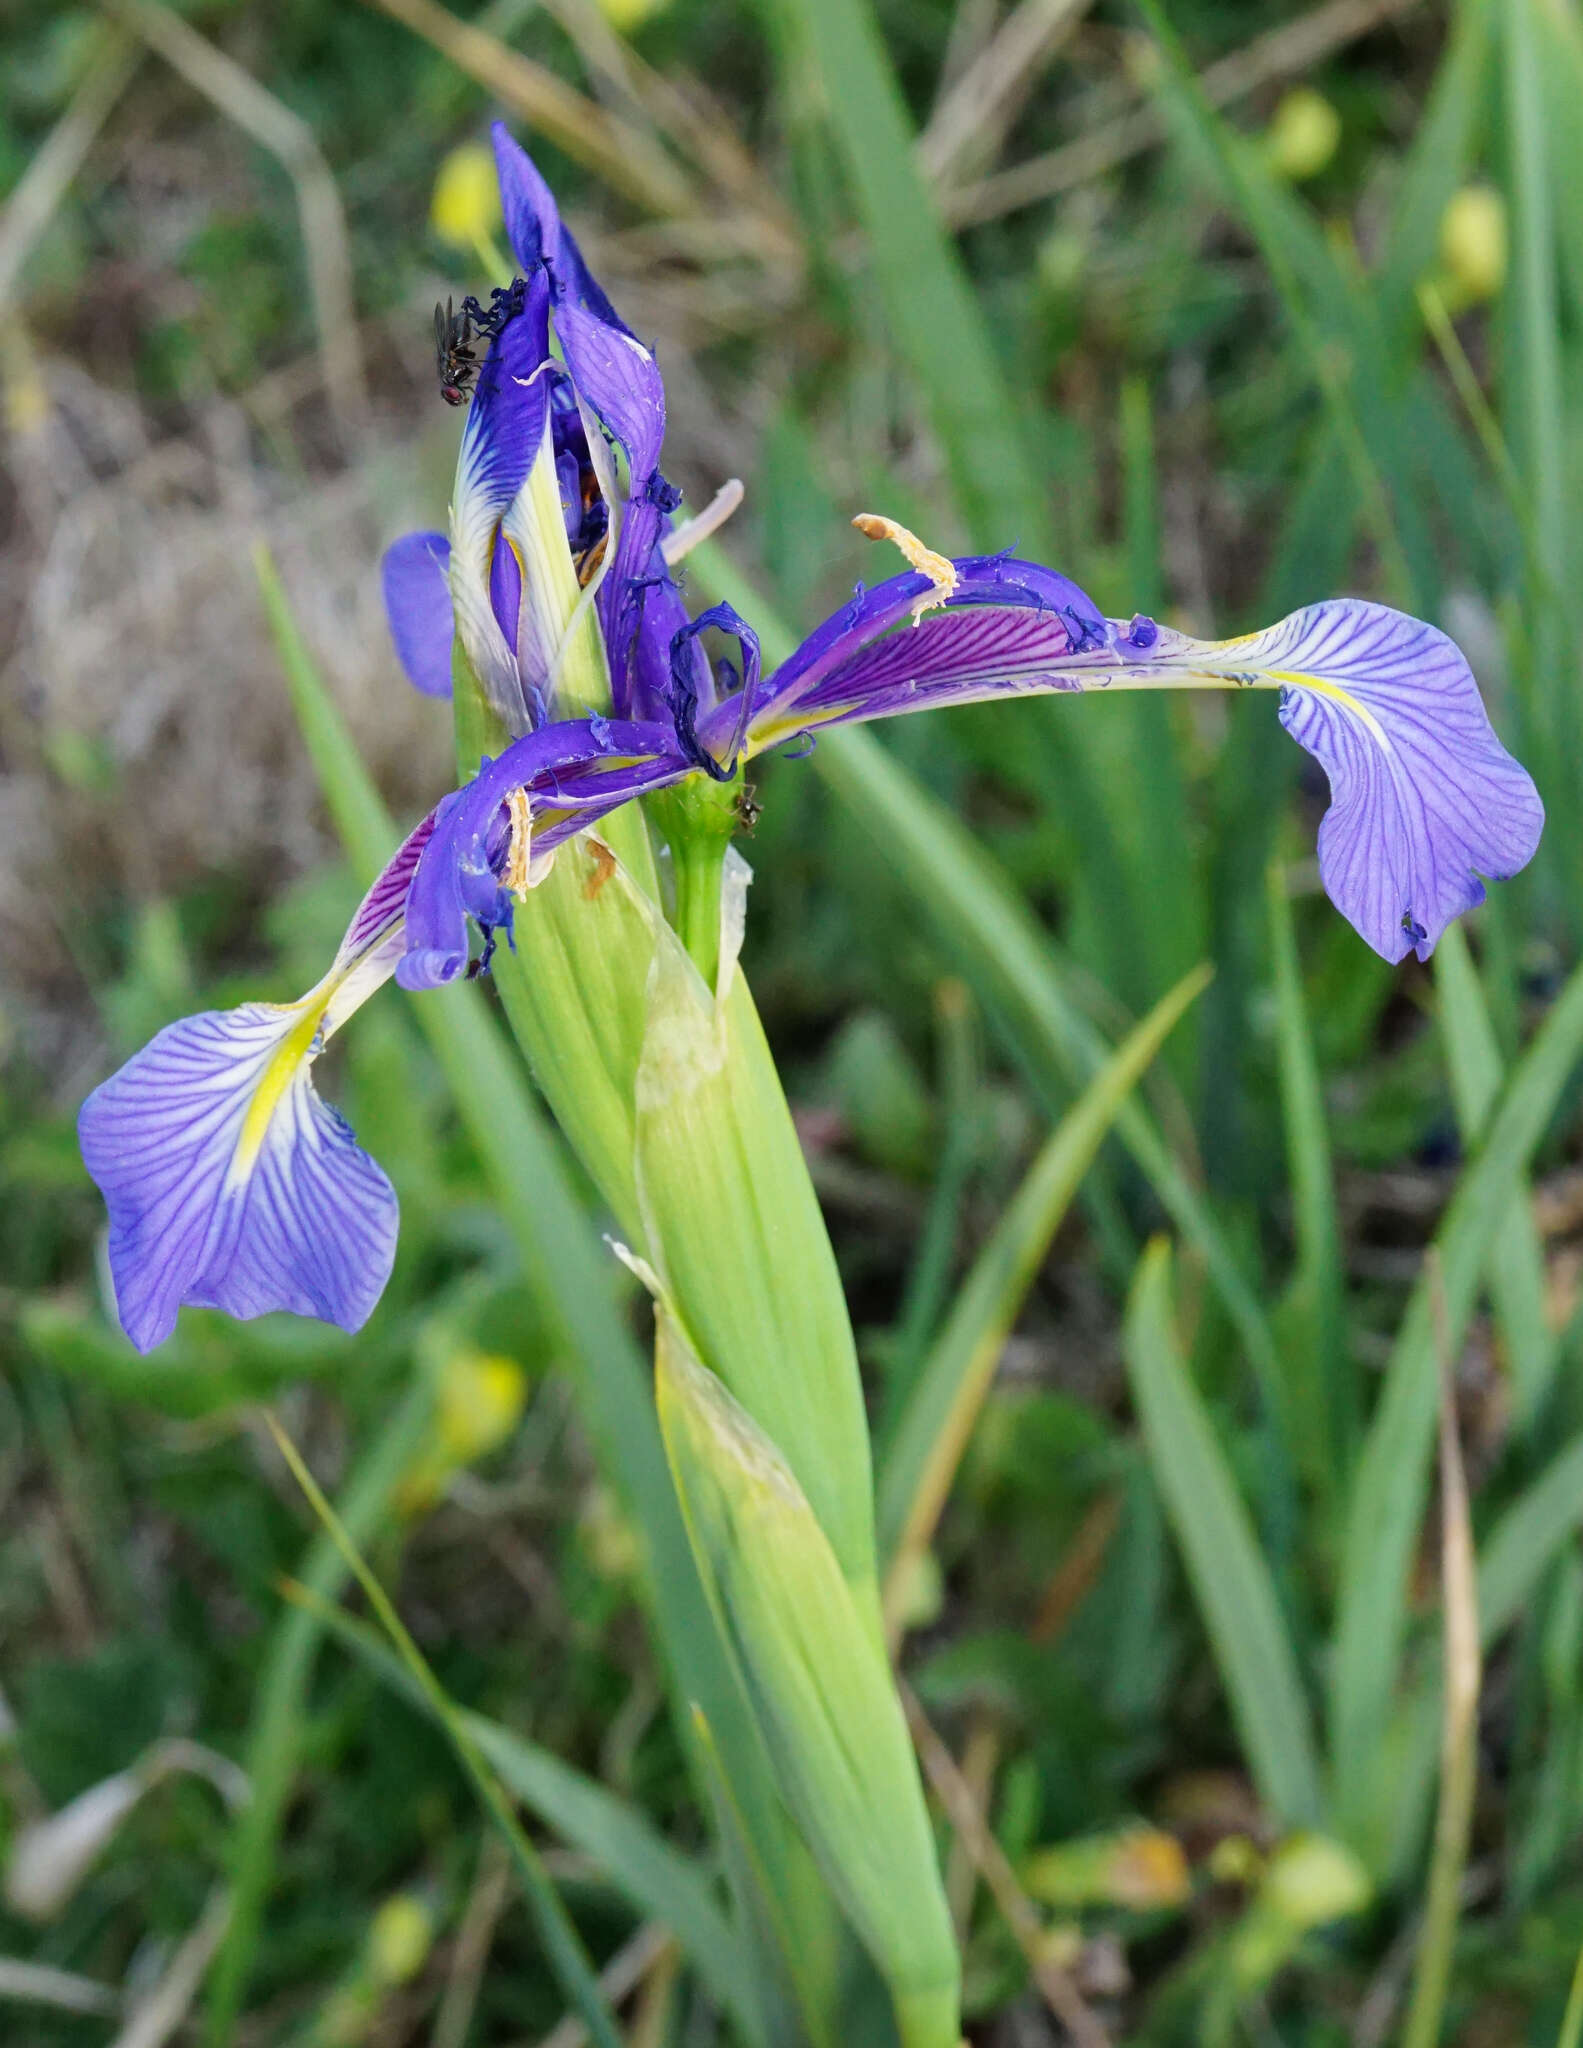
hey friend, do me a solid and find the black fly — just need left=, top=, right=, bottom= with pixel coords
left=434, top=297, right=477, bottom=407
left=434, top=279, right=531, bottom=408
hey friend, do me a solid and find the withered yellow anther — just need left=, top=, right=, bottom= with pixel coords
left=851, top=513, right=958, bottom=622
left=504, top=787, right=534, bottom=899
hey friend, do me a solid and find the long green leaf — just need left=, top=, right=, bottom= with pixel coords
left=878, top=962, right=1212, bottom=1608
left=1124, top=1239, right=1324, bottom=1827
left=1331, top=952, right=1583, bottom=1848
left=301, top=1599, right=762, bottom=2038
left=1435, top=923, right=1555, bottom=1423
left=1478, top=1430, right=1583, bottom=1642
left=1502, top=0, right=1582, bottom=915
left=1266, top=861, right=1349, bottom=1499
left=755, top=0, right=1050, bottom=556
left=1132, top=0, right=1413, bottom=607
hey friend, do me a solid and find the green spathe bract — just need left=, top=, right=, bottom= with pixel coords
left=655, top=1310, right=960, bottom=2048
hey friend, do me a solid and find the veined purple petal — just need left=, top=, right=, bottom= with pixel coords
left=450, top=279, right=553, bottom=732
left=381, top=531, right=454, bottom=699
left=489, top=529, right=523, bottom=664
left=77, top=812, right=439, bottom=1352
left=491, top=123, right=631, bottom=335
left=1230, top=600, right=1541, bottom=962
left=493, top=120, right=561, bottom=275
left=79, top=1006, right=398, bottom=1353
left=720, top=554, right=1107, bottom=751
left=398, top=719, right=687, bottom=990
left=555, top=302, right=666, bottom=482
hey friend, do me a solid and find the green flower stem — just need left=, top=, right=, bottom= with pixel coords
left=646, top=774, right=741, bottom=990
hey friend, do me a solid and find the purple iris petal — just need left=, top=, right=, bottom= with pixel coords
left=381, top=531, right=454, bottom=698
left=491, top=123, right=632, bottom=335
left=720, top=555, right=1107, bottom=749
left=78, top=1007, right=397, bottom=1354
left=456, top=277, right=553, bottom=530
left=489, top=529, right=523, bottom=658
left=1256, top=600, right=1544, bottom=962
left=76, top=809, right=442, bottom=1352
left=397, top=719, right=688, bottom=990
left=555, top=301, right=666, bottom=483
left=493, top=121, right=562, bottom=276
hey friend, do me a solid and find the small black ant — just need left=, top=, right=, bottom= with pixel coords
left=734, top=782, right=762, bottom=834
left=433, top=278, right=531, bottom=408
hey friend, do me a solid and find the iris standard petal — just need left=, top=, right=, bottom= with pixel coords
left=77, top=812, right=438, bottom=1352
left=555, top=301, right=666, bottom=483
left=490, top=122, right=629, bottom=333
left=450, top=279, right=553, bottom=731
left=381, top=531, right=454, bottom=698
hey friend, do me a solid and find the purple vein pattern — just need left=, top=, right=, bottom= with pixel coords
left=77, top=811, right=440, bottom=1352
left=78, top=1005, right=397, bottom=1354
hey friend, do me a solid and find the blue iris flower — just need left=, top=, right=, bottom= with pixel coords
left=79, top=126, right=1542, bottom=1353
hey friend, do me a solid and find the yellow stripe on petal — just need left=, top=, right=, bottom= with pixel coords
left=228, top=995, right=332, bottom=1185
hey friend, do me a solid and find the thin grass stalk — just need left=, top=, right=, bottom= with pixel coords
left=1401, top=1255, right=1482, bottom=2048
left=202, top=1380, right=432, bottom=2046
left=263, top=1414, right=626, bottom=2048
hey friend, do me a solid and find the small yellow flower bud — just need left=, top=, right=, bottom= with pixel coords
left=1265, top=89, right=1341, bottom=183
left=399, top=1348, right=527, bottom=1513
left=430, top=143, right=503, bottom=253
left=435, top=1348, right=527, bottom=1466
left=368, top=1892, right=433, bottom=1986
left=1440, top=184, right=1508, bottom=305
left=1260, top=1832, right=1369, bottom=1930
left=1023, top=1826, right=1190, bottom=1912
left=596, top=0, right=669, bottom=28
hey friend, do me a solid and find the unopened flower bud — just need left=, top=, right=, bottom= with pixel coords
left=1266, top=88, right=1341, bottom=182
left=430, top=143, right=503, bottom=252
left=1440, top=184, right=1507, bottom=305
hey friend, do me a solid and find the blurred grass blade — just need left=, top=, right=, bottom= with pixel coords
left=1378, top=0, right=1491, bottom=326
left=690, top=539, right=1291, bottom=1451
left=1131, top=0, right=1412, bottom=607
left=1435, top=924, right=1555, bottom=1424
left=1502, top=0, right=1582, bottom=915
left=878, top=962, right=1212, bottom=1629
left=1559, top=1938, right=1583, bottom=2048
left=1331, top=953, right=1583, bottom=1849
left=294, top=1599, right=764, bottom=2041
left=265, top=1415, right=624, bottom=2048
left=1123, top=1240, right=1323, bottom=1827
left=1402, top=1259, right=1481, bottom=2048
left=204, top=1380, right=433, bottom=2045
left=756, top=0, right=1049, bottom=555
left=1478, top=1430, right=1583, bottom=1642
left=1265, top=860, right=1349, bottom=1497
left=253, top=548, right=792, bottom=1906
left=1112, top=377, right=1204, bottom=1038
